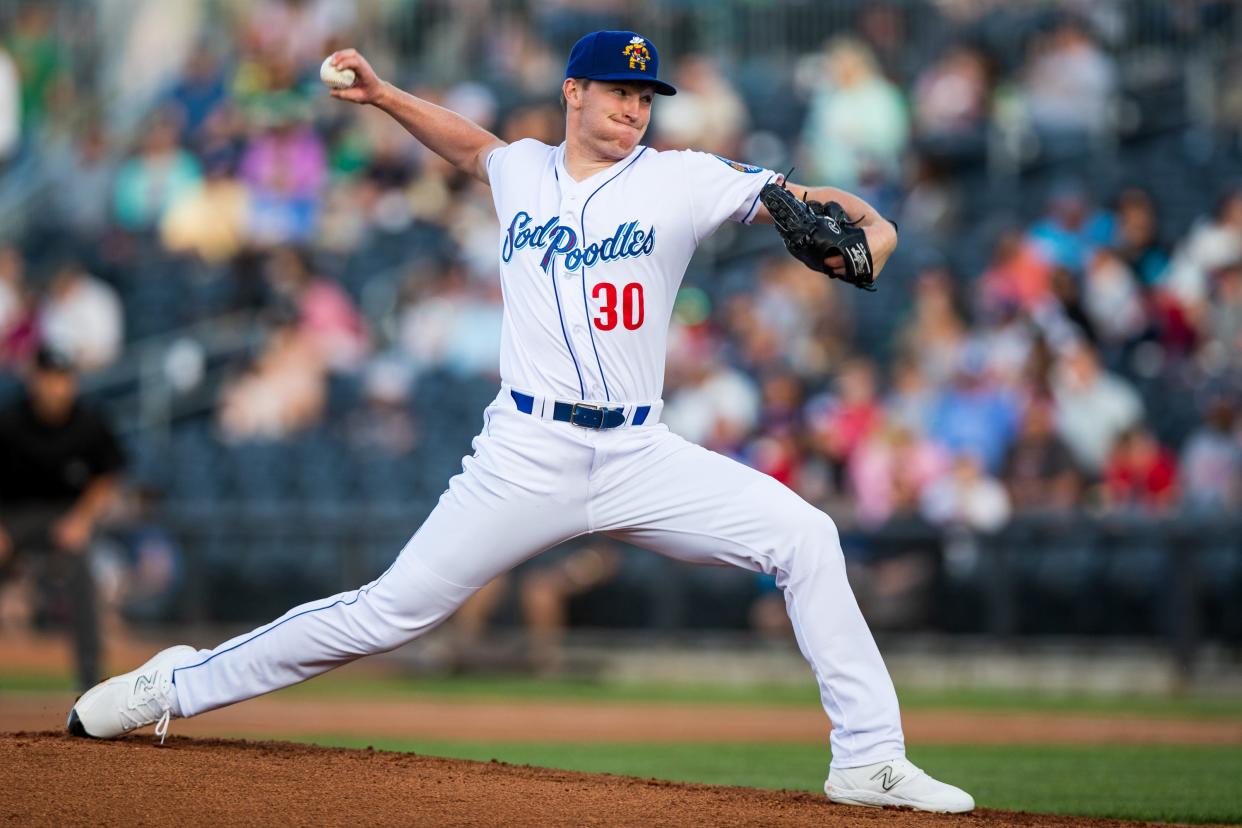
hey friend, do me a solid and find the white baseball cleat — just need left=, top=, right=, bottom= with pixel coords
left=67, top=645, right=198, bottom=743
left=825, top=757, right=975, bottom=813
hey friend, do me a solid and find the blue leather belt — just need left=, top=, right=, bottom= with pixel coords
left=510, top=390, right=650, bottom=429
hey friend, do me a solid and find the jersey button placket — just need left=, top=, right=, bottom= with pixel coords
left=560, top=197, right=576, bottom=278
left=565, top=191, right=597, bottom=397
left=561, top=208, right=576, bottom=281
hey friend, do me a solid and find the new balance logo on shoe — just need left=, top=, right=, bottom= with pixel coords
left=870, top=765, right=905, bottom=792
left=133, top=672, right=157, bottom=694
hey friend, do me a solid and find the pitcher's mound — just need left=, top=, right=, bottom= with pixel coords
left=0, top=732, right=1168, bottom=827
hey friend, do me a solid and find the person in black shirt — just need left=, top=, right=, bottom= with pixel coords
left=0, top=346, right=125, bottom=690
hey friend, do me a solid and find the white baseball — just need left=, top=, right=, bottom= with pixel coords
left=320, top=56, right=356, bottom=90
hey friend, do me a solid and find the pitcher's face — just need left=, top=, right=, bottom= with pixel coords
left=565, top=79, right=654, bottom=160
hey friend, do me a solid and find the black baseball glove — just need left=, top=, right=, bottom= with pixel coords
left=759, top=180, right=876, bottom=291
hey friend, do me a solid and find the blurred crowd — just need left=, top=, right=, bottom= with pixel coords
left=0, top=0, right=1240, bottom=545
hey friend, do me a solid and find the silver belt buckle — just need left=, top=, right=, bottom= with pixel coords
left=569, top=402, right=606, bottom=429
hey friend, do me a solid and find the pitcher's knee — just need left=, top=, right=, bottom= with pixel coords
left=773, top=497, right=839, bottom=544
left=356, top=618, right=417, bottom=655
left=776, top=505, right=845, bottom=571
left=351, top=583, right=464, bottom=653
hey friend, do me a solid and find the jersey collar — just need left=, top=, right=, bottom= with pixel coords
left=555, top=142, right=646, bottom=190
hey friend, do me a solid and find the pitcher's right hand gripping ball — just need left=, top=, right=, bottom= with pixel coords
left=760, top=180, right=876, bottom=291
left=321, top=50, right=384, bottom=105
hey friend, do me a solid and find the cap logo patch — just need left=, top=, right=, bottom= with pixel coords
left=624, top=36, right=651, bottom=71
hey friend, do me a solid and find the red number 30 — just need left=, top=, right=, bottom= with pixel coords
left=592, top=282, right=644, bottom=331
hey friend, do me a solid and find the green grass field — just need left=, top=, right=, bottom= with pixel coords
left=7, top=668, right=1242, bottom=719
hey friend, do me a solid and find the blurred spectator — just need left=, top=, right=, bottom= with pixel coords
left=113, top=113, right=203, bottom=232
left=854, top=2, right=919, bottom=84
left=920, top=452, right=1012, bottom=532
left=1003, top=395, right=1082, bottom=513
left=160, top=149, right=250, bottom=262
left=379, top=124, right=444, bottom=226
left=899, top=154, right=959, bottom=236
left=1179, top=399, right=1242, bottom=514
left=1165, top=188, right=1242, bottom=319
left=397, top=259, right=501, bottom=380
left=0, top=246, right=20, bottom=338
left=1204, top=260, right=1242, bottom=371
left=444, top=82, right=499, bottom=136
left=911, top=44, right=991, bottom=167
left=1026, top=183, right=1113, bottom=274
left=800, top=38, right=909, bottom=190
left=240, top=104, right=327, bottom=244
left=1045, top=266, right=1098, bottom=347
left=38, top=257, right=123, bottom=372
left=1020, top=17, right=1116, bottom=148
left=926, top=347, right=1021, bottom=474
left=980, top=229, right=1054, bottom=315
left=0, top=346, right=125, bottom=691
left=0, top=245, right=37, bottom=368
left=744, top=371, right=810, bottom=492
left=1112, top=187, right=1169, bottom=287
left=1081, top=248, right=1147, bottom=351
left=445, top=177, right=506, bottom=280
left=741, top=256, right=847, bottom=377
left=976, top=303, right=1036, bottom=390
left=45, top=125, right=114, bottom=241
left=397, top=261, right=461, bottom=375
left=897, top=267, right=968, bottom=386
left=196, top=100, right=248, bottom=166
left=1022, top=331, right=1058, bottom=394
left=1051, top=344, right=1143, bottom=474
left=345, top=357, right=417, bottom=455
left=663, top=344, right=760, bottom=453
left=449, top=542, right=626, bottom=675
left=652, top=55, right=748, bottom=157
left=164, top=43, right=228, bottom=140
left=244, top=0, right=355, bottom=70
left=4, top=6, right=63, bottom=132
left=745, top=432, right=805, bottom=492
left=806, top=357, right=884, bottom=469
left=885, top=356, right=936, bottom=434
left=1221, top=51, right=1242, bottom=135
left=94, top=487, right=184, bottom=626
left=1102, top=426, right=1178, bottom=513
left=850, top=418, right=950, bottom=528
left=755, top=370, right=804, bottom=437
left=266, top=246, right=369, bottom=372
left=519, top=543, right=623, bottom=674
left=0, top=43, right=20, bottom=162
left=217, top=314, right=326, bottom=440
left=497, top=100, right=564, bottom=147
left=481, top=19, right=560, bottom=97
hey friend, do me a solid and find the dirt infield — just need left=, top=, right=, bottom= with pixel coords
left=0, top=732, right=1213, bottom=828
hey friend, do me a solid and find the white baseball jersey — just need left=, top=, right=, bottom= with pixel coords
left=486, top=139, right=775, bottom=404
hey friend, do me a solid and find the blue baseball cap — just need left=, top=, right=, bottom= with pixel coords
left=565, top=31, right=677, bottom=96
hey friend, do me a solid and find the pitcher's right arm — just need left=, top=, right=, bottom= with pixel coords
left=326, top=49, right=505, bottom=185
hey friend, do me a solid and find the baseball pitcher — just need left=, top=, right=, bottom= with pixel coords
left=68, top=31, right=972, bottom=813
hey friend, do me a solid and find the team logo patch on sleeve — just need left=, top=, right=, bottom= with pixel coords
left=713, top=155, right=764, bottom=174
